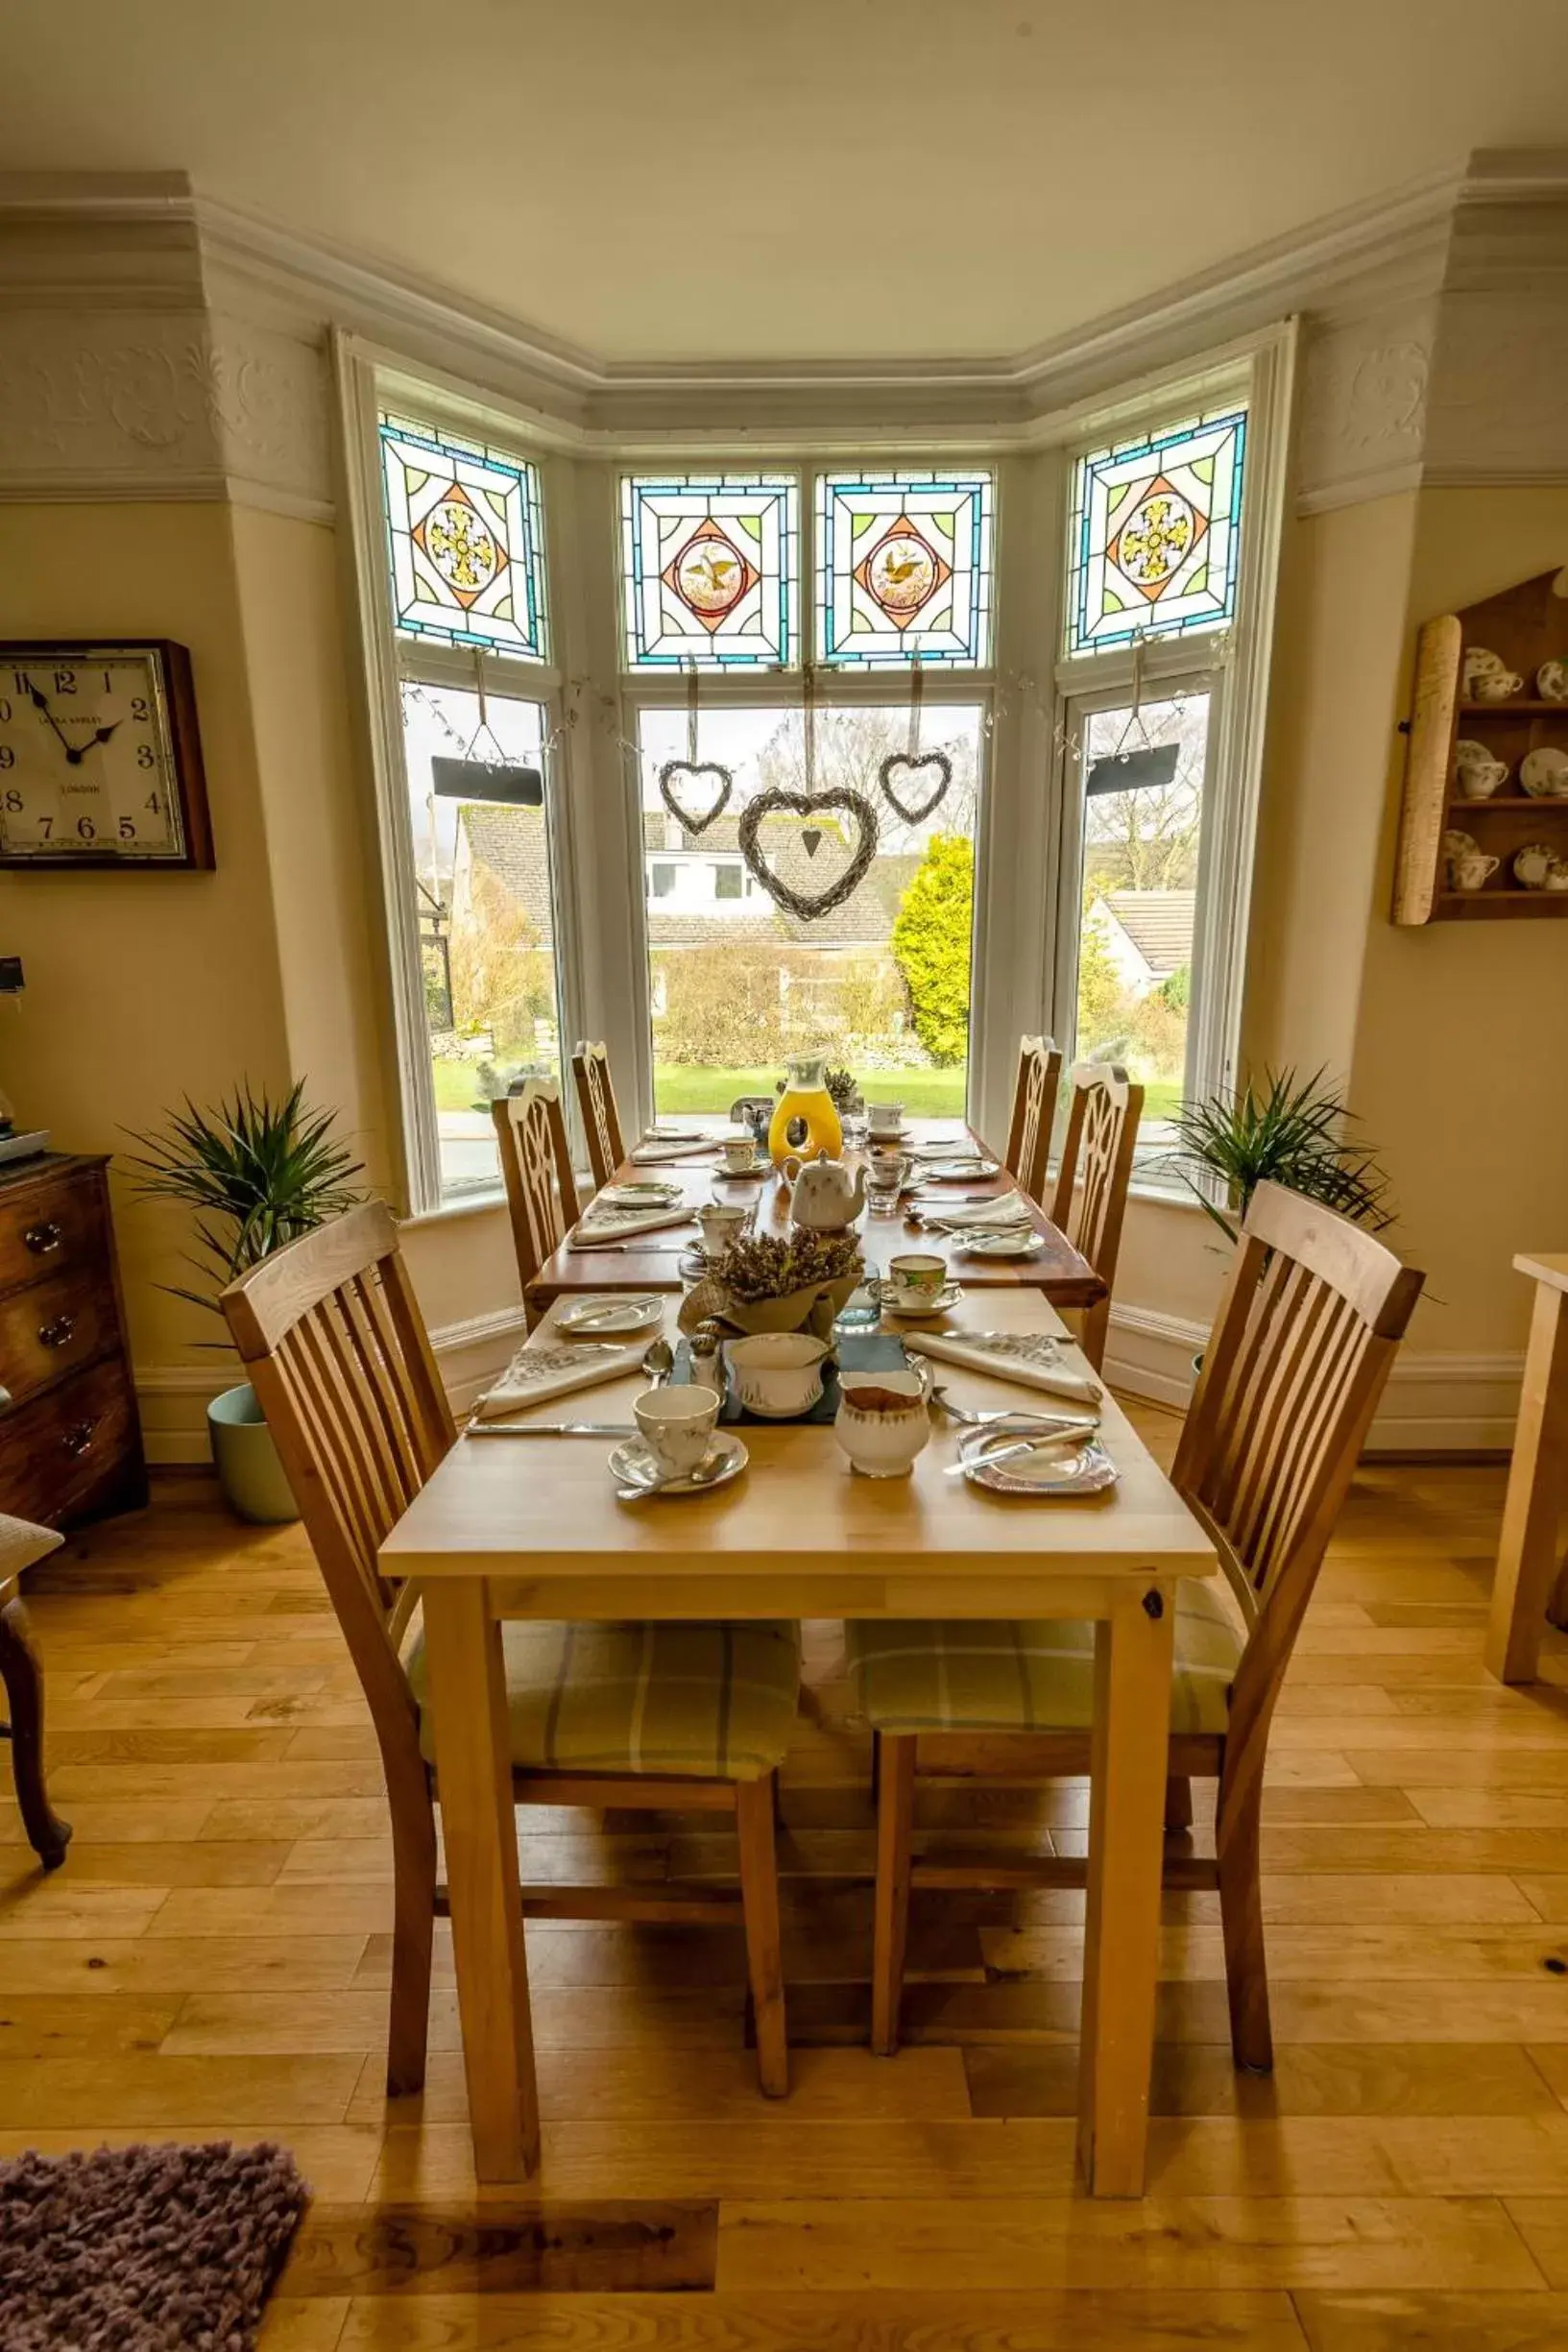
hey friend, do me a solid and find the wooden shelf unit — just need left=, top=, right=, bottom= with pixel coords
left=1392, top=568, right=1568, bottom=925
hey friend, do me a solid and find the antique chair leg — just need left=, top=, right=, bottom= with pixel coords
left=1217, top=1786, right=1272, bottom=2073
left=736, top=1774, right=788, bottom=2097
left=871, top=1733, right=916, bottom=2058
left=1164, top=1772, right=1194, bottom=1832
left=386, top=1804, right=438, bottom=2097
left=0, top=1591, right=71, bottom=1871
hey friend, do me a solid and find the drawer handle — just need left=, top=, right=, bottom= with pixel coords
left=61, top=1418, right=98, bottom=1458
left=38, top=1313, right=78, bottom=1349
left=23, top=1222, right=63, bottom=1255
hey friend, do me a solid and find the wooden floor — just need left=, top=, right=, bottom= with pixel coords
left=6, top=1410, right=1568, bottom=2349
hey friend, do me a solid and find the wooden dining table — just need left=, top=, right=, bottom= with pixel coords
left=528, top=1117, right=1105, bottom=1314
left=379, top=1284, right=1216, bottom=2198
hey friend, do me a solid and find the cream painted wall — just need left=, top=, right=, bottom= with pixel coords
left=1349, top=487, right=1568, bottom=1355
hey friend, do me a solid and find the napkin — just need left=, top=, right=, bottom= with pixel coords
left=902, top=1328, right=1103, bottom=1406
left=568, top=1203, right=695, bottom=1248
left=474, top=1341, right=646, bottom=1418
left=630, top=1141, right=721, bottom=1166
left=598, top=1181, right=684, bottom=1207
left=922, top=1193, right=1032, bottom=1232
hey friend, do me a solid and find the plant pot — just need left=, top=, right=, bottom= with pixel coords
left=207, top=1382, right=300, bottom=1524
left=679, top=1271, right=862, bottom=1343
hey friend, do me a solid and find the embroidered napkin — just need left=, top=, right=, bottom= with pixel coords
left=474, top=1341, right=647, bottom=1419
left=922, top=1193, right=1032, bottom=1233
left=630, top=1141, right=722, bottom=1166
left=598, top=1181, right=685, bottom=1208
left=568, top=1203, right=696, bottom=1248
left=902, top=1328, right=1103, bottom=1406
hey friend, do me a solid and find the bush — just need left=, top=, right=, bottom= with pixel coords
left=653, top=947, right=787, bottom=1065
left=891, top=835, right=973, bottom=1067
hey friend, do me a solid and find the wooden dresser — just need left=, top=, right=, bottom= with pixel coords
left=0, top=1153, right=147, bottom=1528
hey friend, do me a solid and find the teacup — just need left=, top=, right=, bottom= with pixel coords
left=865, top=1152, right=913, bottom=1215
left=633, top=1385, right=720, bottom=1479
left=833, top=1370, right=930, bottom=1478
left=698, top=1201, right=750, bottom=1256
left=1514, top=842, right=1556, bottom=889
left=1546, top=860, right=1568, bottom=892
left=1454, top=742, right=1508, bottom=799
left=1451, top=850, right=1500, bottom=891
left=1463, top=647, right=1524, bottom=701
left=1537, top=660, right=1568, bottom=703
left=720, top=1135, right=760, bottom=1175
left=866, top=1101, right=905, bottom=1137
left=884, top=1251, right=947, bottom=1305
left=726, top=1332, right=830, bottom=1418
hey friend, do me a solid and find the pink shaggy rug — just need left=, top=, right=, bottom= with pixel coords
left=0, top=2139, right=308, bottom=2349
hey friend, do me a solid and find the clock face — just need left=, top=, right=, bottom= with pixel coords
left=0, top=647, right=195, bottom=864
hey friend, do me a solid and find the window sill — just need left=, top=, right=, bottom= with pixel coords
left=401, top=1188, right=507, bottom=1231
left=1126, top=1176, right=1207, bottom=1213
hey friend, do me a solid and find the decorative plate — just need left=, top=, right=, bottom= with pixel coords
left=959, top=1229, right=1044, bottom=1260
left=557, top=1293, right=665, bottom=1337
left=1520, top=748, right=1568, bottom=799
left=609, top=1431, right=749, bottom=1496
left=958, top=1428, right=1119, bottom=1496
left=714, top=1158, right=769, bottom=1179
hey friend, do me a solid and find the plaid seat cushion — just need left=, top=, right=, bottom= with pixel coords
left=844, top=1583, right=1242, bottom=1738
left=406, top=1619, right=800, bottom=1782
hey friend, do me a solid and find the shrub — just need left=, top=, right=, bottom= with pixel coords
left=891, top=835, right=973, bottom=1067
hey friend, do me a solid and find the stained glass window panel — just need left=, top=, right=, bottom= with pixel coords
left=815, top=472, right=994, bottom=668
left=380, top=416, right=549, bottom=660
left=1067, top=409, right=1246, bottom=656
left=621, top=475, right=799, bottom=668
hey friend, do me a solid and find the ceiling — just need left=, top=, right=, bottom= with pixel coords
left=6, top=0, right=1568, bottom=363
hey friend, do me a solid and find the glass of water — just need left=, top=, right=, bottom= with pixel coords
left=865, top=1151, right=912, bottom=1216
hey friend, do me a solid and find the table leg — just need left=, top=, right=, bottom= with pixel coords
left=1485, top=1281, right=1568, bottom=1685
left=0, top=1591, right=72, bottom=1870
left=422, top=1579, right=540, bottom=2181
left=1078, top=1586, right=1174, bottom=2196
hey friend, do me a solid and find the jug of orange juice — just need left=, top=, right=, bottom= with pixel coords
left=768, top=1053, right=843, bottom=1170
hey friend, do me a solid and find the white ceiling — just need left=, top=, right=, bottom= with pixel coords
left=6, top=0, right=1568, bottom=362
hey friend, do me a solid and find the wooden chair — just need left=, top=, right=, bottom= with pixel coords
left=572, top=1041, right=626, bottom=1194
left=0, top=1516, right=72, bottom=1870
left=492, top=1078, right=577, bottom=1316
left=1003, top=1035, right=1062, bottom=1205
left=852, top=1180, right=1423, bottom=2073
left=221, top=1201, right=796, bottom=2102
left=1049, top=1061, right=1145, bottom=1372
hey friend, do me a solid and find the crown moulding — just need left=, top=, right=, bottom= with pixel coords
left=0, top=154, right=1566, bottom=518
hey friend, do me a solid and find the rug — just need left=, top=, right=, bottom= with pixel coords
left=0, top=2140, right=309, bottom=2350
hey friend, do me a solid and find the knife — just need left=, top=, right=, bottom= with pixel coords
left=466, top=1419, right=639, bottom=1438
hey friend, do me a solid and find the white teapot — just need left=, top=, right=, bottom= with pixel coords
left=783, top=1147, right=867, bottom=1231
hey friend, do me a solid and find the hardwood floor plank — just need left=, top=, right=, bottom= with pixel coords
left=981, top=1923, right=1568, bottom=1983
left=964, top=2042, right=1563, bottom=2119
left=277, top=2200, right=718, bottom=2294
left=712, top=2195, right=1545, bottom=2292
left=0, top=2125, right=383, bottom=2200
left=0, top=2053, right=364, bottom=2127
left=1, top=1839, right=292, bottom=1888
left=1295, top=2292, right=1568, bottom=2351
left=0, top=1995, right=180, bottom=2057
left=0, top=1937, right=371, bottom=1993
left=1502, top=2198, right=1568, bottom=2288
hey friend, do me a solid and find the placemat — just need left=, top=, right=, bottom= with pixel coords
left=671, top=1331, right=906, bottom=1425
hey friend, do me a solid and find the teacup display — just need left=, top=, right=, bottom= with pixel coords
left=1453, top=739, right=1508, bottom=799
left=883, top=1251, right=947, bottom=1307
left=1450, top=850, right=1500, bottom=891
left=1537, top=661, right=1568, bottom=703
left=1520, top=747, right=1568, bottom=799
left=833, top=1370, right=930, bottom=1478
left=726, top=1331, right=830, bottom=1418
left=634, top=1385, right=721, bottom=1479
left=866, top=1101, right=905, bottom=1137
left=1545, top=858, right=1568, bottom=893
left=1513, top=841, right=1556, bottom=890
left=697, top=1201, right=750, bottom=1256
left=1462, top=646, right=1524, bottom=702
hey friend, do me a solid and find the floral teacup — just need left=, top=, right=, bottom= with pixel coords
left=1462, top=646, right=1524, bottom=702
left=1450, top=850, right=1500, bottom=891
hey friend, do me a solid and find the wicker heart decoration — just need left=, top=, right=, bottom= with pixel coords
left=659, top=759, right=734, bottom=836
left=738, top=787, right=880, bottom=922
left=879, top=750, right=953, bottom=826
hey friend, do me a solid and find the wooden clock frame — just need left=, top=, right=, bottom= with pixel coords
left=0, top=638, right=215, bottom=872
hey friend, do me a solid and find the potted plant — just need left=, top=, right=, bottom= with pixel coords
left=127, top=1083, right=363, bottom=1522
left=679, top=1228, right=864, bottom=1342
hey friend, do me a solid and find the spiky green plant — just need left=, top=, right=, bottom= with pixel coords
left=1169, top=1067, right=1391, bottom=1245
left=125, top=1081, right=364, bottom=1324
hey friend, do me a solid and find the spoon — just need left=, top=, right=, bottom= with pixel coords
left=641, top=1338, right=675, bottom=1388
left=617, top=1445, right=730, bottom=1501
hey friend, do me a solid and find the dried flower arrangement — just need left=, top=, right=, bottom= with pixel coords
left=714, top=1227, right=862, bottom=1303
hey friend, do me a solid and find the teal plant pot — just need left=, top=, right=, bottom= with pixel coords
left=207, top=1381, right=300, bottom=1524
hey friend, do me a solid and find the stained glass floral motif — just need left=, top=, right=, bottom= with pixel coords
left=1067, top=409, right=1246, bottom=655
left=621, top=476, right=799, bottom=667
left=380, top=416, right=549, bottom=659
left=815, top=473, right=994, bottom=667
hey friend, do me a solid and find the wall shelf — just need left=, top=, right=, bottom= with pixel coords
left=1392, top=568, right=1568, bottom=925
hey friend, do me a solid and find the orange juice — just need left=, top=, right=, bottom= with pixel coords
left=768, top=1054, right=843, bottom=1169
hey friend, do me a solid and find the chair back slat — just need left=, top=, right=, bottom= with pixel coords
left=1004, top=1036, right=1062, bottom=1204
left=1049, top=1062, right=1142, bottom=1367
left=1172, top=1181, right=1423, bottom=1824
left=221, top=1205, right=455, bottom=1762
left=572, top=1041, right=625, bottom=1193
left=493, top=1078, right=578, bottom=1299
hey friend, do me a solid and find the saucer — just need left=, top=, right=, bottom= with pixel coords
left=714, top=1158, right=769, bottom=1179
left=865, top=1128, right=911, bottom=1146
left=609, top=1430, right=749, bottom=1496
left=557, top=1292, right=665, bottom=1337
left=599, top=1180, right=684, bottom=1209
left=920, top=1157, right=1000, bottom=1181
left=962, top=1230, right=1044, bottom=1261
left=871, top=1277, right=963, bottom=1318
left=958, top=1428, right=1118, bottom=1496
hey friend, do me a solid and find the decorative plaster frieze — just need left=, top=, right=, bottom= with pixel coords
left=1294, top=298, right=1436, bottom=514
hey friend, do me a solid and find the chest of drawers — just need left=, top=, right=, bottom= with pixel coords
left=0, top=1153, right=147, bottom=1527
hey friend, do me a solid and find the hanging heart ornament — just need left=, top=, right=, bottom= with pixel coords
left=738, top=787, right=880, bottom=922
left=658, top=759, right=734, bottom=836
left=879, top=750, right=953, bottom=826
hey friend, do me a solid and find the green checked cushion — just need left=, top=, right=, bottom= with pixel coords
left=845, top=1583, right=1242, bottom=1737
left=407, top=1618, right=800, bottom=1782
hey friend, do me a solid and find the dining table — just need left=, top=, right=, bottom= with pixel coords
left=527, top=1116, right=1106, bottom=1315
left=379, top=1282, right=1217, bottom=2199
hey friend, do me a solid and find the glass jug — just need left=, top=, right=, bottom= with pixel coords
left=768, top=1052, right=843, bottom=1170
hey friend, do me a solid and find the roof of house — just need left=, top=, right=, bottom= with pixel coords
left=1099, top=888, right=1195, bottom=978
left=461, top=802, right=911, bottom=952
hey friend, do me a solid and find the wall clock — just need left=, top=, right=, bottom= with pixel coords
left=0, top=641, right=214, bottom=870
